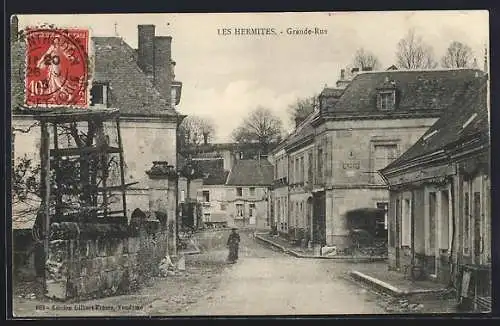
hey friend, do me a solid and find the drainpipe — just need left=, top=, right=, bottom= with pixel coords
left=287, top=152, right=291, bottom=238
left=448, top=174, right=457, bottom=288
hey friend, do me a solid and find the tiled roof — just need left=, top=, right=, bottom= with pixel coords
left=10, top=37, right=179, bottom=117
left=382, top=75, right=489, bottom=171
left=319, top=87, right=344, bottom=98
left=226, top=159, right=273, bottom=186
left=323, top=68, right=483, bottom=117
left=92, top=37, right=178, bottom=117
left=192, top=158, right=229, bottom=185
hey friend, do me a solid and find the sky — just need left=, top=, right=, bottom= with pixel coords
left=16, top=11, right=489, bottom=142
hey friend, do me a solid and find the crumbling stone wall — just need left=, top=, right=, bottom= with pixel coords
left=45, top=220, right=169, bottom=301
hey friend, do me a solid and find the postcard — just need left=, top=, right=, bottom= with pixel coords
left=10, top=11, right=491, bottom=317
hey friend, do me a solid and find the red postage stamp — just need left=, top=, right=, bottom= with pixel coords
left=24, top=28, right=90, bottom=108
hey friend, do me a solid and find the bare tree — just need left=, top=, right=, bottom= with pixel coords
left=287, top=95, right=318, bottom=126
left=199, top=118, right=216, bottom=145
left=441, top=41, right=473, bottom=68
left=178, top=115, right=216, bottom=147
left=396, top=28, right=437, bottom=69
left=232, top=106, right=284, bottom=153
left=352, top=48, right=381, bottom=70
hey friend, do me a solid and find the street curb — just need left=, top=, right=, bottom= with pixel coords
left=349, top=271, right=449, bottom=298
left=254, top=234, right=388, bottom=262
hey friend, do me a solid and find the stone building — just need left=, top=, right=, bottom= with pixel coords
left=225, top=159, right=273, bottom=229
left=11, top=23, right=184, bottom=220
left=11, top=21, right=184, bottom=284
left=268, top=68, right=484, bottom=251
left=193, top=157, right=230, bottom=228
left=379, top=74, right=490, bottom=311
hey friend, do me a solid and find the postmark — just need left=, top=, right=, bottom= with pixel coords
left=24, top=27, right=90, bottom=108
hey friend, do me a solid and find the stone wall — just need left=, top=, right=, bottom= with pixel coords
left=45, top=220, right=169, bottom=301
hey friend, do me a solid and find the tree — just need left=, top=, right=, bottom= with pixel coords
left=441, top=41, right=473, bottom=68
left=178, top=115, right=216, bottom=148
left=287, top=95, right=318, bottom=126
left=396, top=28, right=437, bottom=69
left=231, top=106, right=284, bottom=153
left=352, top=48, right=381, bottom=70
left=12, top=123, right=121, bottom=223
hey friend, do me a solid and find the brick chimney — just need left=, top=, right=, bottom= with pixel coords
left=137, top=25, right=155, bottom=79
left=340, top=69, right=345, bottom=80
left=11, top=15, right=19, bottom=42
left=154, top=36, right=173, bottom=107
left=362, top=66, right=373, bottom=71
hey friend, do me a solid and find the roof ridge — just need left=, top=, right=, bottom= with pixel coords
left=92, top=37, right=180, bottom=116
left=357, top=67, right=483, bottom=75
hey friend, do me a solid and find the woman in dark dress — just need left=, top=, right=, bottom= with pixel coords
left=227, top=228, right=240, bottom=263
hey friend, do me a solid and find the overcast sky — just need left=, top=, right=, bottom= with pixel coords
left=17, top=11, right=489, bottom=142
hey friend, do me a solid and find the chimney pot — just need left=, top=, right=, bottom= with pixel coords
left=137, top=24, right=155, bottom=77
left=154, top=36, right=173, bottom=107
left=340, top=69, right=345, bottom=79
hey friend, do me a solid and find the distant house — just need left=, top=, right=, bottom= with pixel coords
left=225, top=159, right=273, bottom=229
left=380, top=75, right=490, bottom=311
left=193, top=158, right=230, bottom=228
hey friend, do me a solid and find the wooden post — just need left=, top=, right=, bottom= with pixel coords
left=115, top=117, right=127, bottom=219
left=52, top=123, right=61, bottom=217
left=40, top=121, right=51, bottom=292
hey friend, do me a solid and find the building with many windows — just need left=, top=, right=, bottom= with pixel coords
left=225, top=159, right=273, bottom=229
left=269, top=67, right=484, bottom=251
left=380, top=74, right=490, bottom=311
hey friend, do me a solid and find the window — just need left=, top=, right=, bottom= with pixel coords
left=373, top=144, right=398, bottom=183
left=390, top=200, right=399, bottom=247
left=440, top=190, right=450, bottom=251
left=473, top=191, right=481, bottom=260
left=202, top=190, right=210, bottom=202
left=463, top=183, right=470, bottom=255
left=308, top=151, right=313, bottom=182
left=220, top=203, right=227, bottom=211
left=236, top=187, right=242, bottom=197
left=300, top=202, right=303, bottom=227
left=377, top=202, right=389, bottom=230
left=300, top=156, right=304, bottom=183
left=317, top=148, right=323, bottom=180
left=377, top=91, right=396, bottom=111
left=204, top=213, right=211, bottom=222
left=236, top=204, right=244, bottom=217
left=249, top=203, right=255, bottom=217
left=402, top=199, right=411, bottom=247
left=428, top=192, right=437, bottom=253
left=90, top=83, right=108, bottom=106
left=295, top=157, right=299, bottom=183
left=295, top=202, right=299, bottom=226
left=180, top=190, right=185, bottom=203
left=249, top=187, right=256, bottom=197
left=277, top=199, right=281, bottom=222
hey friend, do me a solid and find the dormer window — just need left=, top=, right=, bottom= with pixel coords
left=377, top=90, right=396, bottom=111
left=90, top=83, right=109, bottom=107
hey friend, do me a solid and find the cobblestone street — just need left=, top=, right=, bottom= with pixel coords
left=13, top=231, right=460, bottom=317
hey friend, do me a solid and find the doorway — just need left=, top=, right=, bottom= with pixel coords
left=312, top=191, right=326, bottom=245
